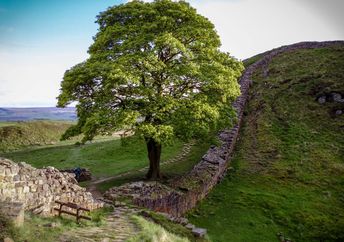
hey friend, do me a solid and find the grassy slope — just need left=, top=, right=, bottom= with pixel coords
left=129, top=215, right=189, bottom=242
left=143, top=211, right=210, bottom=242
left=1, top=207, right=112, bottom=242
left=0, top=121, right=74, bottom=152
left=0, top=122, right=17, bottom=128
left=1, top=136, right=185, bottom=178
left=188, top=46, right=344, bottom=241
left=96, top=137, right=213, bottom=191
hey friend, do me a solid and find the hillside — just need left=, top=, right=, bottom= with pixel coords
left=188, top=43, right=344, bottom=241
left=0, top=121, right=74, bottom=152
left=0, top=107, right=76, bottom=121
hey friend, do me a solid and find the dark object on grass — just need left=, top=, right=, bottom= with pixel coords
left=60, top=167, right=92, bottom=182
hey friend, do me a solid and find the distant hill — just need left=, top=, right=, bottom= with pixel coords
left=0, top=120, right=74, bottom=152
left=0, top=107, right=76, bottom=121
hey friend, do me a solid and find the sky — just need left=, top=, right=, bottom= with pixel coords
left=0, top=0, right=343, bottom=107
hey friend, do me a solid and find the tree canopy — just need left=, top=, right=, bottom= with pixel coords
left=57, top=0, right=243, bottom=179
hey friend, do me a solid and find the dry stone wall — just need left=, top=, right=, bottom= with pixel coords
left=0, top=158, right=102, bottom=216
left=106, top=41, right=344, bottom=217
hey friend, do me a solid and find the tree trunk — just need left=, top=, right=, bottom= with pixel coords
left=145, top=138, right=162, bottom=180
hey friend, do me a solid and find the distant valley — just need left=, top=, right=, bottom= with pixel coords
left=0, top=107, right=76, bottom=121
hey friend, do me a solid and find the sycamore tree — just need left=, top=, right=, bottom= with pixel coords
left=57, top=0, right=243, bottom=180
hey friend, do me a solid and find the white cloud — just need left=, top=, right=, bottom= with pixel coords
left=189, top=0, right=343, bottom=59
left=127, top=0, right=344, bottom=59
left=0, top=47, right=89, bottom=107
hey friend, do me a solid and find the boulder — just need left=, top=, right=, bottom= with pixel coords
left=335, top=110, right=343, bottom=116
left=317, top=96, right=326, bottom=104
left=332, top=93, right=344, bottom=103
left=192, top=227, right=207, bottom=237
left=185, top=223, right=195, bottom=230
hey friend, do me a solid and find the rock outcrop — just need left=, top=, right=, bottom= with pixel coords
left=0, top=158, right=102, bottom=216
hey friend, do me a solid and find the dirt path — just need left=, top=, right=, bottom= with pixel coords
left=59, top=206, right=140, bottom=242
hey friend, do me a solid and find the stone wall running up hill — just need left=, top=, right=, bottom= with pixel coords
left=0, top=158, right=102, bottom=216
left=105, top=41, right=344, bottom=217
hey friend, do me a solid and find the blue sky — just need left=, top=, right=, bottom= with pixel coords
left=0, top=0, right=343, bottom=107
left=0, top=0, right=125, bottom=107
left=0, top=0, right=123, bottom=51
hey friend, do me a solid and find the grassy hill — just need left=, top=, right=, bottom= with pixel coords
left=2, top=136, right=182, bottom=178
left=0, top=121, right=75, bottom=152
left=0, top=107, right=76, bottom=121
left=188, top=45, right=344, bottom=241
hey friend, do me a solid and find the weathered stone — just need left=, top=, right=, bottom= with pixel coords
left=332, top=93, right=344, bottom=103
left=185, top=223, right=195, bottom=230
left=0, top=157, right=103, bottom=216
left=0, top=166, right=5, bottom=176
left=23, top=186, right=29, bottom=193
left=202, top=149, right=225, bottom=165
left=335, top=110, right=343, bottom=115
left=5, top=168, right=12, bottom=176
left=13, top=175, right=20, bottom=181
left=192, top=227, right=207, bottom=237
left=179, top=217, right=189, bottom=225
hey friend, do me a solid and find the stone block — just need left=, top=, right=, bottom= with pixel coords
left=10, top=166, right=19, bottom=174
left=30, top=186, right=37, bottom=192
left=1, top=158, right=101, bottom=216
left=15, top=186, right=23, bottom=193
left=5, top=168, right=12, bottom=176
left=185, top=223, right=195, bottom=230
left=43, top=184, right=49, bottom=191
left=23, top=186, right=29, bottom=193
left=0, top=166, right=5, bottom=176
left=13, top=175, right=20, bottom=181
left=192, top=227, right=207, bottom=238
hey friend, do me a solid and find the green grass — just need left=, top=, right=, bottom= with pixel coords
left=1, top=120, right=215, bottom=195
left=243, top=53, right=263, bottom=67
left=129, top=215, right=190, bottom=242
left=142, top=211, right=210, bottom=242
left=96, top=136, right=214, bottom=192
left=1, top=135, right=185, bottom=179
left=2, top=207, right=113, bottom=242
left=188, top=45, right=344, bottom=242
left=0, top=120, right=75, bottom=152
left=0, top=121, right=17, bottom=128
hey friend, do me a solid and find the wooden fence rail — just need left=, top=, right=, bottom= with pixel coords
left=54, top=200, right=91, bottom=223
